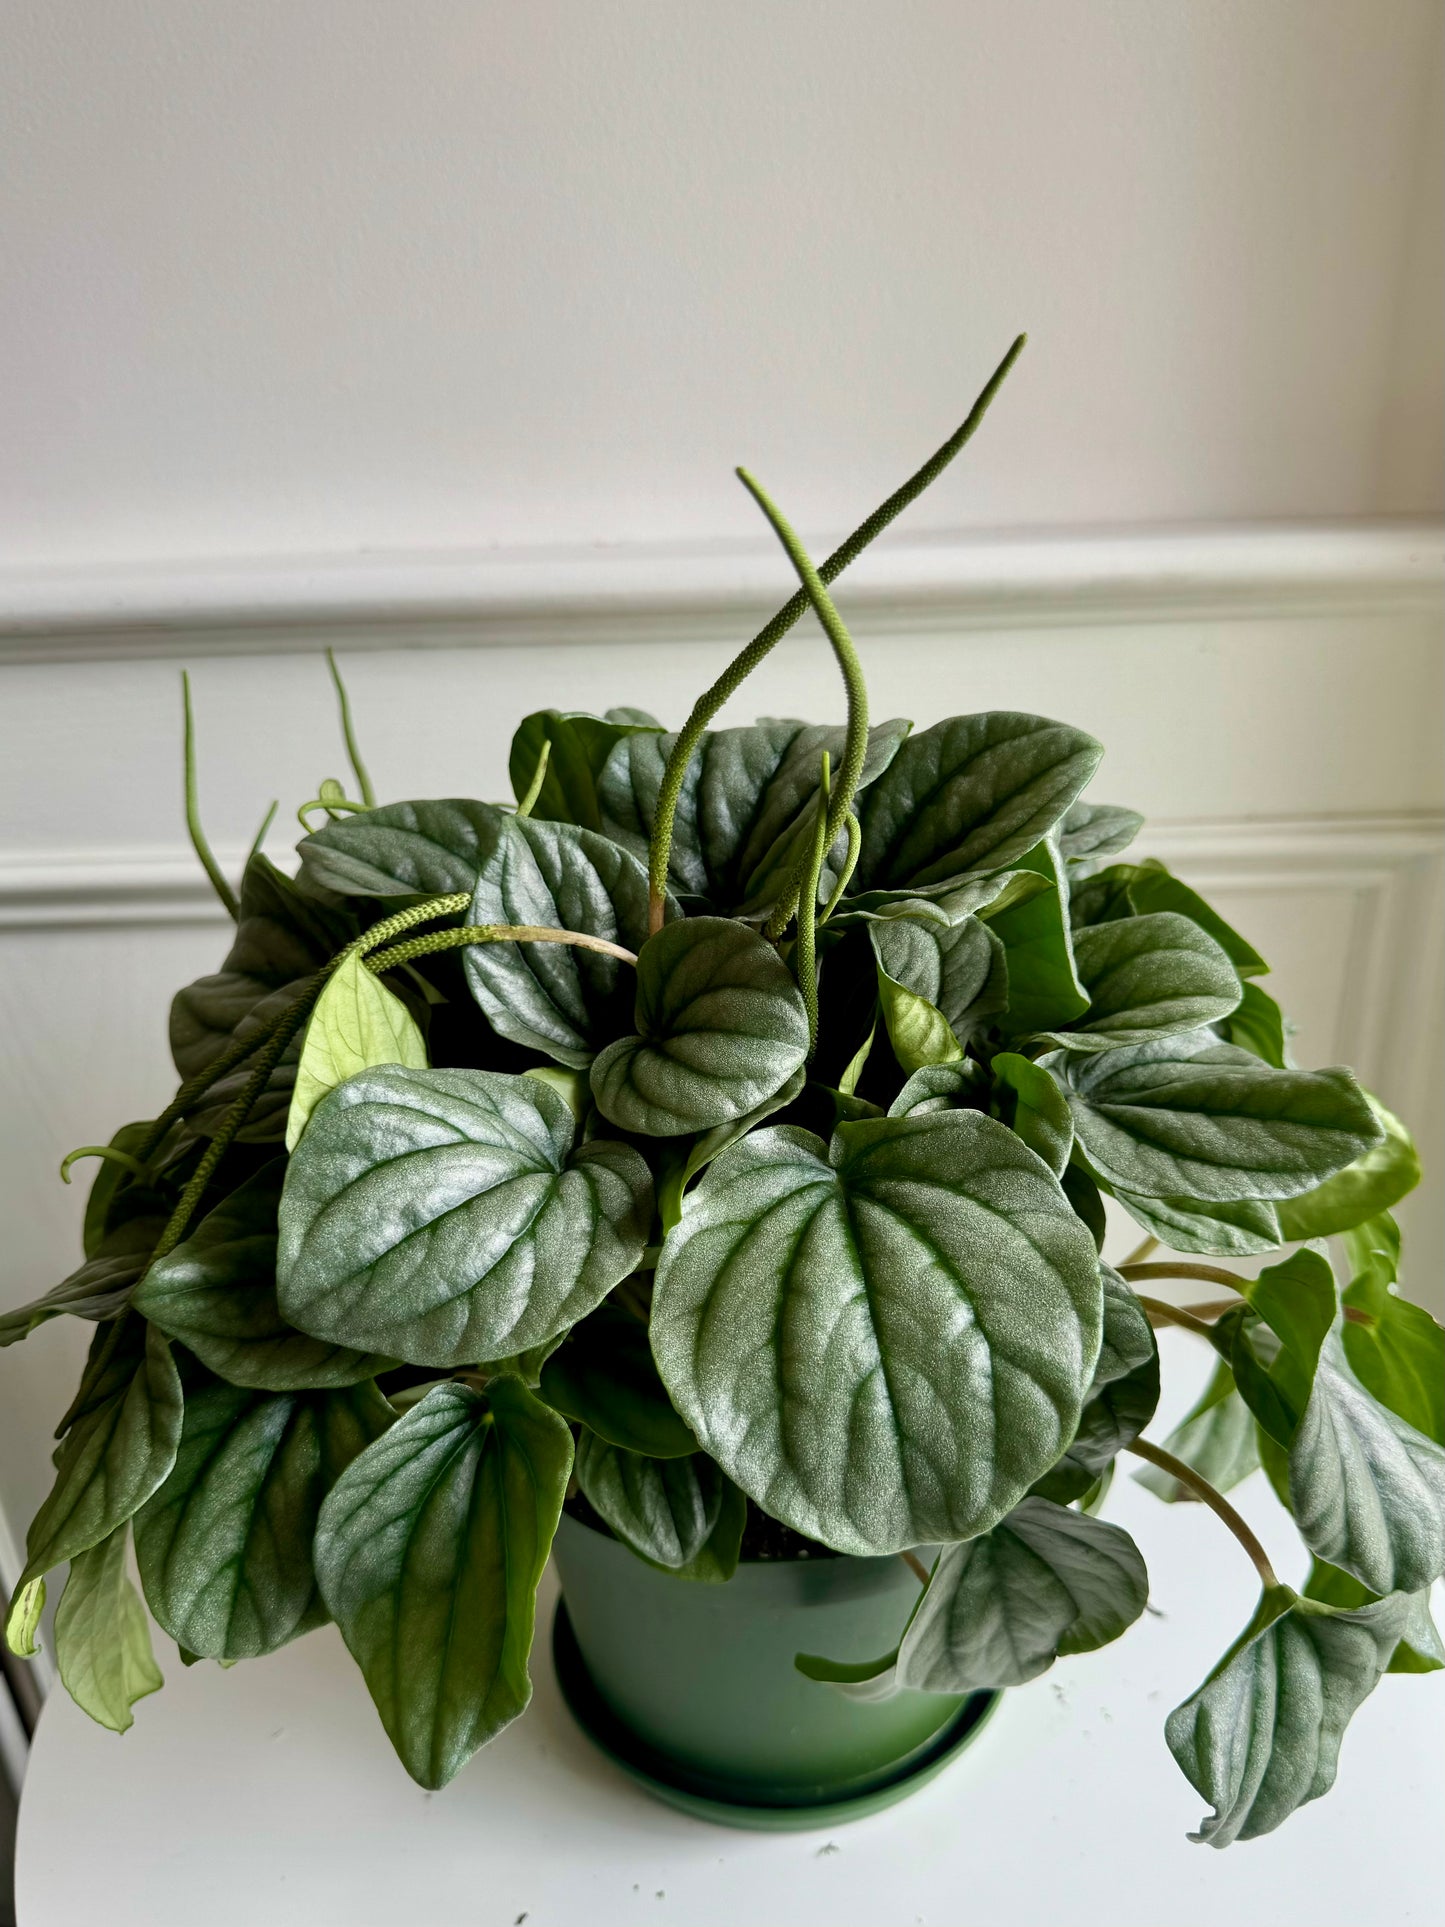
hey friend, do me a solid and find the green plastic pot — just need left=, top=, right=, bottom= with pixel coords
left=550, top=1511, right=996, bottom=1827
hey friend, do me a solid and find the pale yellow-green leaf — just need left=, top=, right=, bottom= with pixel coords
left=286, top=952, right=427, bottom=1150
left=4, top=1574, right=45, bottom=1657
left=875, top=967, right=963, bottom=1074
left=54, top=1526, right=163, bottom=1732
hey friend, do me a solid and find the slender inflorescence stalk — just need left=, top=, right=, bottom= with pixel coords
left=244, top=799, right=279, bottom=869
left=733, top=471, right=872, bottom=942
left=793, top=751, right=832, bottom=1056
left=327, top=648, right=377, bottom=807
left=818, top=813, right=862, bottom=925
left=365, top=923, right=639, bottom=974
left=1125, top=1439, right=1280, bottom=1589
left=59, top=1145, right=151, bottom=1186
left=182, top=672, right=241, bottom=921
left=644, top=335, right=1028, bottom=934
left=514, top=738, right=552, bottom=818
left=900, top=1550, right=930, bottom=1587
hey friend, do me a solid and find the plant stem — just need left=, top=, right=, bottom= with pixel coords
left=643, top=334, right=1028, bottom=933
left=181, top=672, right=240, bottom=921
left=365, top=923, right=639, bottom=973
left=1135, top=1295, right=1223, bottom=1341
left=514, top=737, right=552, bottom=818
left=793, top=751, right=831, bottom=1056
left=244, top=799, right=279, bottom=870
left=1121, top=1233, right=1160, bottom=1266
left=900, top=1550, right=930, bottom=1587
left=733, top=472, right=871, bottom=941
left=1125, top=1439, right=1279, bottom=1589
left=327, top=648, right=377, bottom=807
left=1119, top=1261, right=1246, bottom=1293
left=58, top=1145, right=150, bottom=1186
left=818, top=813, right=862, bottom=925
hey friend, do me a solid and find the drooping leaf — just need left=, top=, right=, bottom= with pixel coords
left=800, top=1498, right=1147, bottom=1698
left=0, top=1226, right=159, bottom=1349
left=133, top=1162, right=396, bottom=1391
left=651, top=1113, right=1103, bottom=1555
left=277, top=1066, right=652, bottom=1367
left=1288, top=1333, right=1445, bottom=1595
left=1122, top=862, right=1268, bottom=978
left=135, top=1381, right=392, bottom=1660
left=1341, top=1216, right=1443, bottom=1444
left=508, top=709, right=663, bottom=832
left=1106, top=1187, right=1284, bottom=1258
left=990, top=1051, right=1073, bottom=1178
left=1057, top=801, right=1145, bottom=864
left=538, top=1301, right=696, bottom=1458
left=1165, top=1583, right=1412, bottom=1846
left=79, top=1120, right=160, bottom=1260
left=982, top=840, right=1089, bottom=1036
left=590, top=918, right=809, bottom=1137
left=52, top=1525, right=163, bottom=1732
left=1035, top=912, right=1241, bottom=1052
left=1219, top=1249, right=1339, bottom=1447
left=596, top=717, right=911, bottom=913
left=314, top=1377, right=572, bottom=1788
left=1274, top=1092, right=1421, bottom=1241
left=1032, top=1268, right=1159, bottom=1501
left=1052, top=1033, right=1382, bottom=1204
left=464, top=811, right=663, bottom=1067
left=287, top=951, right=427, bottom=1150
left=575, top=1433, right=725, bottom=1569
left=4, top=1325, right=183, bottom=1655
left=851, top=713, right=1103, bottom=896
left=1134, top=1356, right=1260, bottom=1502
left=1222, top=981, right=1289, bottom=1068
left=1302, top=1556, right=1444, bottom=1675
left=868, top=913, right=1006, bottom=1071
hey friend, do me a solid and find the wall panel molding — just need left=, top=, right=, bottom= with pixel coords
left=1, top=521, right=1440, bottom=665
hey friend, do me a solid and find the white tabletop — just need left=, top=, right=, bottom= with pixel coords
left=17, top=1334, right=1444, bottom=1927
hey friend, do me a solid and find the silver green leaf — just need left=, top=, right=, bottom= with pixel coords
left=1288, top=1333, right=1445, bottom=1594
left=868, top=913, right=1006, bottom=1071
left=277, top=1066, right=652, bottom=1366
left=982, top=840, right=1089, bottom=1036
left=134, top=1161, right=395, bottom=1391
left=574, top=1433, right=725, bottom=1569
left=590, top=918, right=809, bottom=1137
left=851, top=713, right=1103, bottom=895
left=1032, top=1267, right=1158, bottom=1501
left=1106, top=1187, right=1283, bottom=1257
left=1035, top=911, right=1242, bottom=1052
left=53, top=1525, right=163, bottom=1733
left=1274, top=1092, right=1421, bottom=1241
left=297, top=798, right=502, bottom=899
left=651, top=1113, right=1103, bottom=1556
left=1057, top=801, right=1145, bottom=864
left=1052, top=1032, right=1382, bottom=1203
left=508, top=708, right=663, bottom=831
left=135, top=1381, right=392, bottom=1660
left=464, top=810, right=663, bottom=1067
left=314, top=1378, right=572, bottom=1788
left=1165, top=1583, right=1412, bottom=1846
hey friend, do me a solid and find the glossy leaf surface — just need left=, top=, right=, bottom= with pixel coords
left=1274, top=1092, right=1420, bottom=1241
left=575, top=1434, right=725, bottom=1569
left=1037, top=912, right=1241, bottom=1052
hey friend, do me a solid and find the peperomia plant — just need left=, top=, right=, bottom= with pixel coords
left=4, top=338, right=1442, bottom=1844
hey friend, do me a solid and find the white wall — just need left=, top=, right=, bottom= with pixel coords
left=1, top=2, right=1442, bottom=1652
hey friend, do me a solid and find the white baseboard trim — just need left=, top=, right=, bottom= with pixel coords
left=1, top=521, right=1440, bottom=664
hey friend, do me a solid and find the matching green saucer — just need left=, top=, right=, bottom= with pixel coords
left=552, top=1599, right=1000, bottom=1833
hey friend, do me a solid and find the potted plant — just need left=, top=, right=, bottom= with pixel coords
left=4, top=337, right=1441, bottom=1843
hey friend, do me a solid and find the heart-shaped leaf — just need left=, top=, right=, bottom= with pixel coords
left=798, top=1497, right=1147, bottom=1698
left=1165, top=1584, right=1412, bottom=1846
left=656, top=1066, right=807, bottom=1231
left=574, top=1434, right=725, bottom=1569
left=1275, top=1092, right=1421, bottom=1241
left=851, top=713, right=1103, bottom=895
left=315, top=1377, right=572, bottom=1788
left=1106, top=1187, right=1283, bottom=1257
left=651, top=1114, right=1103, bottom=1555
left=1134, top=1356, right=1260, bottom=1502
left=5, top=1324, right=182, bottom=1656
left=287, top=951, right=427, bottom=1149
left=135, top=1381, right=392, bottom=1660
left=508, top=709, right=663, bottom=831
left=277, top=1067, right=652, bottom=1366
left=1303, top=1556, right=1444, bottom=1675
left=991, top=1051, right=1073, bottom=1177
left=868, top=913, right=1006, bottom=1071
left=595, top=717, right=911, bottom=912
left=589, top=918, right=808, bottom=1137
left=52, top=1525, right=163, bottom=1733
left=134, top=1163, right=396, bottom=1391
left=538, top=1301, right=696, bottom=1458
left=1052, top=1033, right=1381, bottom=1203
left=1036, top=912, right=1242, bottom=1052
left=1288, top=1334, right=1445, bottom=1595
left=464, top=811, right=663, bottom=1067
left=887, top=1060, right=990, bottom=1118
left=1122, top=861, right=1268, bottom=977
left=1032, top=1268, right=1159, bottom=1501
left=297, top=799, right=501, bottom=899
